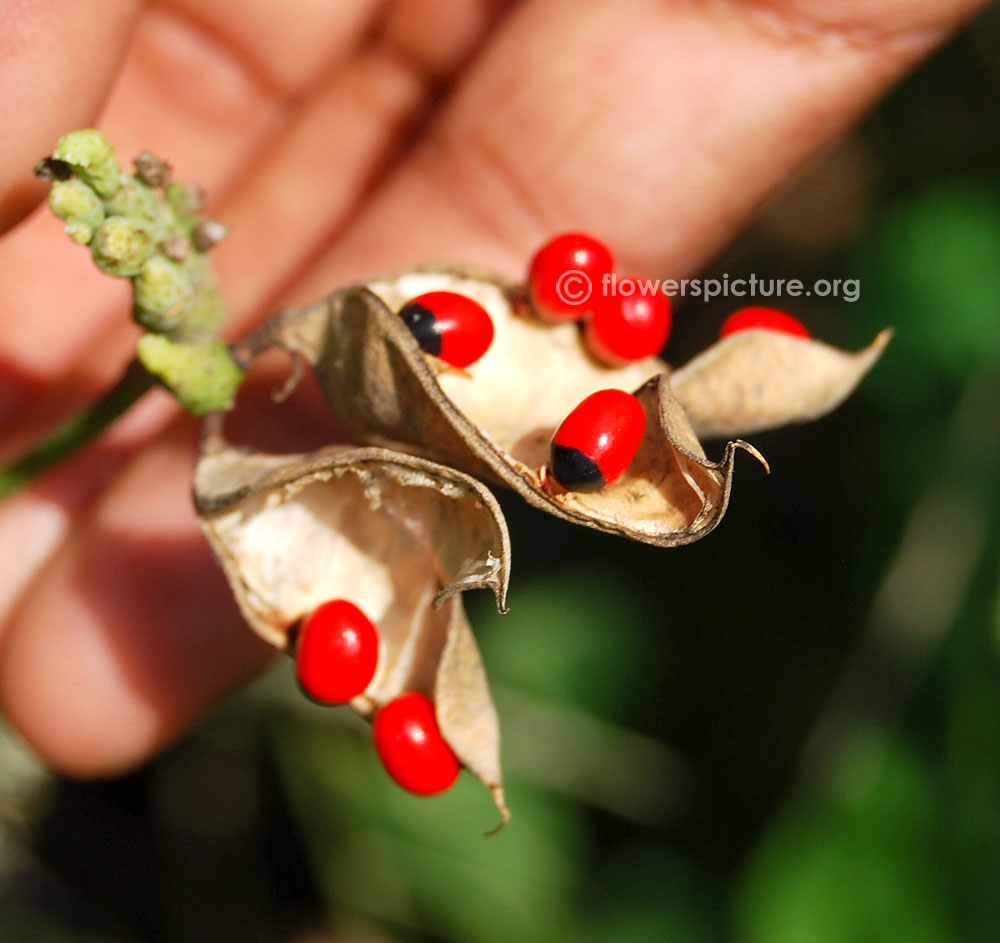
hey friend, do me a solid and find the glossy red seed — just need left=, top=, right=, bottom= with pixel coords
left=528, top=232, right=614, bottom=322
left=294, top=599, right=379, bottom=705
left=549, top=388, right=646, bottom=492
left=372, top=692, right=461, bottom=796
left=398, top=290, right=494, bottom=368
left=719, top=306, right=810, bottom=339
left=585, top=283, right=672, bottom=365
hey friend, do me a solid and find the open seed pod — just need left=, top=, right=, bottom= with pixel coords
left=194, top=434, right=511, bottom=825
left=253, top=266, right=763, bottom=548
left=670, top=327, right=893, bottom=439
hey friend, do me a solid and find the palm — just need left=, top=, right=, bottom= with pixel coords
left=0, top=0, right=985, bottom=774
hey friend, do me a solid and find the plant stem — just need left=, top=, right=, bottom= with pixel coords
left=0, top=360, right=156, bottom=499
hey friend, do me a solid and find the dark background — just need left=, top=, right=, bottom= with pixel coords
left=1, top=6, right=999, bottom=941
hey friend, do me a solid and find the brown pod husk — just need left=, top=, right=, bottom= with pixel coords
left=194, top=436, right=511, bottom=825
left=256, top=266, right=763, bottom=548
left=670, top=327, right=893, bottom=439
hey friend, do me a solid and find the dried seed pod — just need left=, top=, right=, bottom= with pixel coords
left=671, top=327, right=893, bottom=439
left=248, top=267, right=744, bottom=546
left=194, top=437, right=511, bottom=825
left=133, top=151, right=171, bottom=188
left=256, top=266, right=759, bottom=548
left=192, top=219, right=229, bottom=252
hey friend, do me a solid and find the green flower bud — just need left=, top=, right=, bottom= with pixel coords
left=133, top=255, right=192, bottom=331
left=91, top=216, right=154, bottom=276
left=49, top=179, right=104, bottom=244
left=103, top=176, right=158, bottom=220
left=162, top=254, right=227, bottom=342
left=63, top=221, right=95, bottom=245
left=52, top=129, right=121, bottom=199
left=165, top=181, right=204, bottom=220
left=136, top=335, right=244, bottom=415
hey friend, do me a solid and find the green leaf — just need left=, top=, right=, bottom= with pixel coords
left=472, top=564, right=651, bottom=719
left=862, top=185, right=1000, bottom=377
left=736, top=731, right=956, bottom=943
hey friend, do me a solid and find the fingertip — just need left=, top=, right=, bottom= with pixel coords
left=0, top=538, right=275, bottom=778
left=1, top=1, right=144, bottom=232
left=0, top=432, right=276, bottom=778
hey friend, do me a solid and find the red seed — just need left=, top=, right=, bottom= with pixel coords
left=585, top=283, right=672, bottom=365
left=719, top=306, right=810, bottom=339
left=373, top=692, right=461, bottom=796
left=549, top=388, right=646, bottom=492
left=294, top=599, right=379, bottom=705
left=398, top=291, right=494, bottom=367
left=528, top=232, right=614, bottom=322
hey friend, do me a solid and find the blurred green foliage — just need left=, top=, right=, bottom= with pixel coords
left=2, top=6, right=1000, bottom=942
left=867, top=186, right=1000, bottom=376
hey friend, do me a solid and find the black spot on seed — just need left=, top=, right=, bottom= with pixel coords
left=550, top=444, right=606, bottom=492
left=399, top=302, right=443, bottom=357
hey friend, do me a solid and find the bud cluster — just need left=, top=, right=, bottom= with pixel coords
left=37, top=130, right=242, bottom=414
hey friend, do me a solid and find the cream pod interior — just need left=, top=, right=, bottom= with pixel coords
left=367, top=270, right=661, bottom=468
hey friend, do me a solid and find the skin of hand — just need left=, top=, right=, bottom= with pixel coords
left=0, top=0, right=989, bottom=777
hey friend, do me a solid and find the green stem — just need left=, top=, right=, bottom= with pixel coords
left=0, top=360, right=155, bottom=499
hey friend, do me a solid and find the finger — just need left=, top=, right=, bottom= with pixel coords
left=0, top=384, right=180, bottom=625
left=200, top=0, right=514, bottom=323
left=0, top=420, right=275, bottom=777
left=0, top=0, right=144, bottom=232
left=287, top=0, right=988, bottom=298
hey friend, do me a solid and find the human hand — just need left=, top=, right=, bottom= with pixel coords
left=0, top=0, right=987, bottom=775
